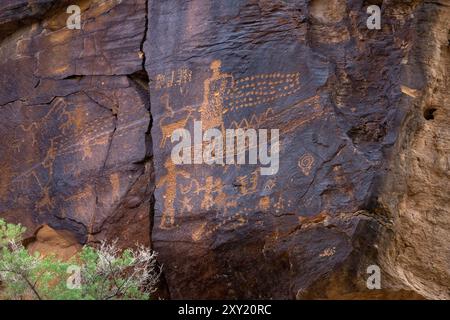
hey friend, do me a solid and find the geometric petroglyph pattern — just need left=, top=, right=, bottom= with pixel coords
left=225, top=71, right=301, bottom=112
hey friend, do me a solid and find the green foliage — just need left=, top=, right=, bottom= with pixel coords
left=0, top=219, right=159, bottom=300
left=0, top=219, right=25, bottom=246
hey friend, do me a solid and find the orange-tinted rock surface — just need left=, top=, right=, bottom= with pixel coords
left=1, top=0, right=449, bottom=299
left=0, top=0, right=152, bottom=249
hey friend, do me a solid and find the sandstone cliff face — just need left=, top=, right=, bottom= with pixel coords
left=0, top=0, right=153, bottom=250
left=0, top=0, right=449, bottom=299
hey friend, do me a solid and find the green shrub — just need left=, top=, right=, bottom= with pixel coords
left=0, top=219, right=160, bottom=300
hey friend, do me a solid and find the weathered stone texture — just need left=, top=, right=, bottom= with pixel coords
left=145, top=0, right=450, bottom=299
left=0, top=0, right=152, bottom=249
left=1, top=0, right=449, bottom=300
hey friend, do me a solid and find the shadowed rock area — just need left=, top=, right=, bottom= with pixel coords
left=1, top=0, right=449, bottom=299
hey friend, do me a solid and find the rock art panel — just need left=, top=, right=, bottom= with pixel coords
left=0, top=0, right=152, bottom=249
left=1, top=0, right=449, bottom=300
left=145, top=0, right=411, bottom=299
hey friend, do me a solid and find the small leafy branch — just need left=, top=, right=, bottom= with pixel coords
left=0, top=219, right=160, bottom=300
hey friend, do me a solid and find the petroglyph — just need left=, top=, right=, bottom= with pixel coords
left=200, top=176, right=226, bottom=210
left=154, top=62, right=323, bottom=232
left=11, top=102, right=147, bottom=185
left=154, top=67, right=192, bottom=90
left=233, top=169, right=259, bottom=195
left=298, top=153, right=315, bottom=176
left=180, top=196, right=193, bottom=212
left=200, top=60, right=234, bottom=132
left=225, top=72, right=301, bottom=112
left=4, top=89, right=149, bottom=227
left=198, top=60, right=302, bottom=132
left=319, top=247, right=336, bottom=258
left=263, top=179, right=276, bottom=193
left=150, top=56, right=327, bottom=239
left=159, top=102, right=197, bottom=148
left=229, top=108, right=275, bottom=130
left=259, top=196, right=270, bottom=211
left=156, top=159, right=191, bottom=229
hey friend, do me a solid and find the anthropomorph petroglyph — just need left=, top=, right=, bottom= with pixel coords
left=200, top=60, right=234, bottom=132
left=156, top=60, right=320, bottom=228
left=198, top=60, right=302, bottom=133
